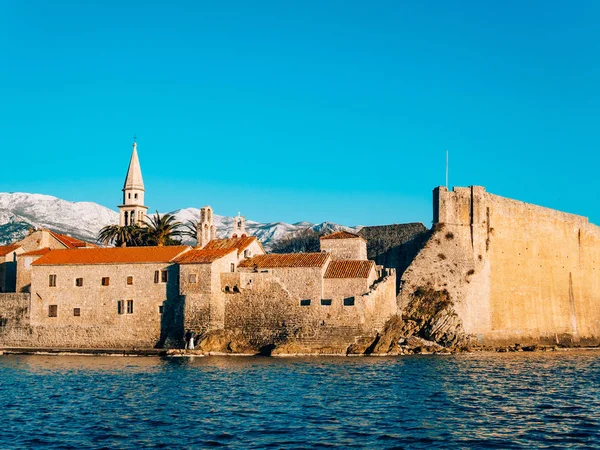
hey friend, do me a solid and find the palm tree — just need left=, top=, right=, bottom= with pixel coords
left=97, top=224, right=141, bottom=247
left=180, top=219, right=199, bottom=245
left=145, top=211, right=183, bottom=246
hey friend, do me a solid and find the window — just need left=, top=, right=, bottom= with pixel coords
left=344, top=297, right=355, bottom=306
left=127, top=276, right=133, bottom=285
left=128, top=193, right=131, bottom=199
left=48, top=305, right=58, bottom=317
left=158, top=305, right=164, bottom=314
left=127, top=300, right=134, bottom=314
left=117, top=300, right=124, bottom=315
left=230, top=263, right=235, bottom=273
left=300, top=299, right=311, bottom=306
left=154, top=270, right=159, bottom=283
left=189, top=274, right=197, bottom=283
left=161, top=270, right=168, bottom=283
left=321, top=299, right=332, bottom=306
left=75, top=278, right=83, bottom=287
left=49, top=274, right=57, bottom=287
left=244, top=249, right=251, bottom=258
left=73, top=308, right=81, bottom=317
left=134, top=193, right=138, bottom=199
left=101, top=277, right=110, bottom=286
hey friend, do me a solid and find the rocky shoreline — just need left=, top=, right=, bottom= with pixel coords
left=1, top=344, right=599, bottom=358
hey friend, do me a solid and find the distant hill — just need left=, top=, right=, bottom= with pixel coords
left=0, top=192, right=360, bottom=250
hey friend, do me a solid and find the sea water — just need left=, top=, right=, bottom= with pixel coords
left=0, top=351, right=598, bottom=449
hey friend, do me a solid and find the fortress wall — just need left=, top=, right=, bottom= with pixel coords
left=485, top=191, right=600, bottom=345
left=217, top=271, right=397, bottom=354
left=400, top=186, right=600, bottom=346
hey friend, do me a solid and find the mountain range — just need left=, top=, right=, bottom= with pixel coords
left=0, top=192, right=359, bottom=250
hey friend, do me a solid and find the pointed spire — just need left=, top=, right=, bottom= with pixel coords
left=123, top=142, right=145, bottom=191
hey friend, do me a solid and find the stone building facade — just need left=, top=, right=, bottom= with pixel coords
left=319, top=231, right=368, bottom=260
left=0, top=229, right=95, bottom=293
left=27, top=246, right=189, bottom=347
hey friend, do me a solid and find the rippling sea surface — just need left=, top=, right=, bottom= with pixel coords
left=1, top=351, right=599, bottom=449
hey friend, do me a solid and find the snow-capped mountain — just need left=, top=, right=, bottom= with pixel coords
left=0, top=193, right=359, bottom=250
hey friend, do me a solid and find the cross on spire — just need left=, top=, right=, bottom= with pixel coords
left=133, top=134, right=137, bottom=143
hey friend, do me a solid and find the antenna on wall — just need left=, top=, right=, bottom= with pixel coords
left=445, top=150, right=449, bottom=189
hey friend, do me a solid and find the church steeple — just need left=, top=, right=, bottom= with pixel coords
left=119, top=141, right=148, bottom=227
left=123, top=142, right=144, bottom=191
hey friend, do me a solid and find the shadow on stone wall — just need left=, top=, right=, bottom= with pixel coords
left=156, top=265, right=185, bottom=348
left=359, top=223, right=430, bottom=292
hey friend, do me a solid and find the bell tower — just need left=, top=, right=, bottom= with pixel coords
left=231, top=212, right=246, bottom=237
left=119, top=141, right=148, bottom=226
left=197, top=206, right=216, bottom=248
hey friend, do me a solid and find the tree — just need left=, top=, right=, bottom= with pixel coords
left=97, top=224, right=144, bottom=247
left=271, top=228, right=324, bottom=253
left=144, top=211, right=183, bottom=246
left=180, top=219, right=199, bottom=245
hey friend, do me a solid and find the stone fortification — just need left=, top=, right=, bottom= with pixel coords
left=206, top=268, right=396, bottom=355
left=400, top=186, right=600, bottom=347
left=0, top=293, right=30, bottom=345
left=359, top=223, right=429, bottom=292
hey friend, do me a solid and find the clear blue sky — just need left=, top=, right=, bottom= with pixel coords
left=1, top=1, right=599, bottom=226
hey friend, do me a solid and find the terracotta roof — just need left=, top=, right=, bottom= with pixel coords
left=32, top=246, right=190, bottom=266
left=0, top=244, right=21, bottom=257
left=20, top=248, right=52, bottom=257
left=238, top=252, right=330, bottom=269
left=175, top=247, right=236, bottom=264
left=49, top=231, right=96, bottom=248
left=320, top=230, right=366, bottom=241
left=203, top=236, right=260, bottom=255
left=324, top=260, right=375, bottom=279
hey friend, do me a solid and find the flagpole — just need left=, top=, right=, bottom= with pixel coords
left=445, top=150, right=449, bottom=189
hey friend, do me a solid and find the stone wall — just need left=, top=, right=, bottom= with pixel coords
left=0, top=293, right=31, bottom=347
left=211, top=269, right=397, bottom=354
left=320, top=238, right=367, bottom=260
left=16, top=253, right=45, bottom=293
left=14, top=262, right=184, bottom=348
left=359, top=223, right=429, bottom=293
left=400, top=186, right=600, bottom=347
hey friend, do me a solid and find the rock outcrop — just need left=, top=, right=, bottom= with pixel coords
left=348, top=286, right=473, bottom=355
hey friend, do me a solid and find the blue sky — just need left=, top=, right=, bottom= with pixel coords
left=1, top=1, right=599, bottom=226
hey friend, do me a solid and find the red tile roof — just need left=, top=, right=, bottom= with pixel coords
left=0, top=244, right=21, bottom=257
left=320, top=230, right=366, bottom=242
left=238, top=252, right=330, bottom=269
left=49, top=231, right=96, bottom=248
left=20, top=248, right=52, bottom=257
left=324, top=260, right=375, bottom=279
left=32, top=246, right=190, bottom=266
left=203, top=236, right=261, bottom=255
left=175, top=247, right=236, bottom=264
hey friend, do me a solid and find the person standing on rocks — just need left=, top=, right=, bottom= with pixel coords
left=189, top=331, right=195, bottom=350
left=184, top=329, right=192, bottom=350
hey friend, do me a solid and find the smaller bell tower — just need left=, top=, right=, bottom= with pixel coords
left=231, top=212, right=246, bottom=237
left=197, top=206, right=216, bottom=248
left=119, top=140, right=148, bottom=226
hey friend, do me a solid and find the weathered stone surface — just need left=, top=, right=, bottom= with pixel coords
left=197, top=330, right=256, bottom=354
left=399, top=186, right=600, bottom=347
